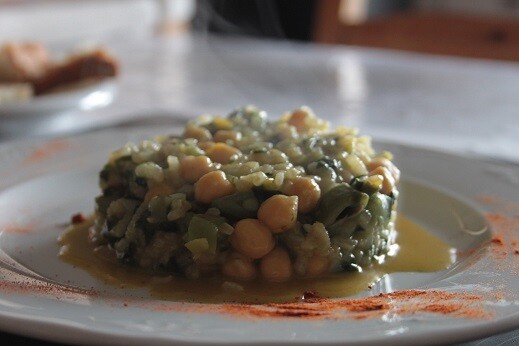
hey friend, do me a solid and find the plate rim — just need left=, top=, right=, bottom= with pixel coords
left=0, top=78, right=117, bottom=118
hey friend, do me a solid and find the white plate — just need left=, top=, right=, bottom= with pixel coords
left=0, top=79, right=116, bottom=118
left=0, top=126, right=517, bottom=345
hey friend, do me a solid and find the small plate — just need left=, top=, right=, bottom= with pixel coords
left=0, top=79, right=116, bottom=118
left=0, top=126, right=517, bottom=345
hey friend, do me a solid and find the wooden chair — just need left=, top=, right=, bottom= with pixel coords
left=313, top=0, right=519, bottom=61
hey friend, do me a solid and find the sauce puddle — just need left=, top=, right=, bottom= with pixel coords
left=58, top=216, right=455, bottom=303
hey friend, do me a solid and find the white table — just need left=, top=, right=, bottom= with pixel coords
left=8, top=34, right=519, bottom=161
left=1, top=34, right=518, bottom=345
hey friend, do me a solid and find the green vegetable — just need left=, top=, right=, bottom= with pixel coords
left=350, top=175, right=379, bottom=195
left=316, top=183, right=369, bottom=226
left=211, top=191, right=259, bottom=220
left=228, top=106, right=267, bottom=130
left=184, top=215, right=218, bottom=253
left=185, top=238, right=210, bottom=259
left=328, top=209, right=371, bottom=237
left=366, top=192, right=394, bottom=230
left=147, top=195, right=171, bottom=223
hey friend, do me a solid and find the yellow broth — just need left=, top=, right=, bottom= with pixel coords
left=58, top=215, right=454, bottom=303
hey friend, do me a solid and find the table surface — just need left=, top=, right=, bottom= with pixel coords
left=0, top=34, right=518, bottom=345
left=5, top=34, right=519, bottom=160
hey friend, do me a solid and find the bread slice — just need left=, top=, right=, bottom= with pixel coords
left=33, top=48, right=118, bottom=95
left=0, top=42, right=50, bottom=82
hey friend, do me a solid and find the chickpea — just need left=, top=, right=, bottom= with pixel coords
left=198, top=141, right=215, bottom=151
left=257, top=195, right=298, bottom=233
left=306, top=254, right=329, bottom=277
left=182, top=125, right=212, bottom=142
left=282, top=177, right=321, bottom=214
left=367, top=157, right=400, bottom=183
left=143, top=183, right=176, bottom=202
left=287, top=108, right=309, bottom=132
left=276, top=123, right=298, bottom=140
left=231, top=219, right=275, bottom=259
left=213, top=130, right=242, bottom=143
left=260, top=246, right=292, bottom=282
left=369, top=166, right=395, bottom=195
left=180, top=155, right=213, bottom=183
left=221, top=252, right=256, bottom=280
left=212, top=116, right=233, bottom=130
left=194, top=170, right=235, bottom=204
left=206, top=143, right=241, bottom=164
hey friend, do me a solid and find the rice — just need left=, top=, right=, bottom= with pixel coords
left=91, top=106, right=400, bottom=281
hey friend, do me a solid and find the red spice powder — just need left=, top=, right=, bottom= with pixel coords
left=477, top=196, right=519, bottom=298
left=423, top=303, right=461, bottom=314
left=476, top=195, right=498, bottom=205
left=0, top=276, right=99, bottom=302
left=485, top=211, right=519, bottom=263
left=23, top=139, right=70, bottom=163
left=71, top=213, right=86, bottom=224
left=491, top=236, right=504, bottom=245
left=0, top=270, right=493, bottom=322
left=512, top=240, right=519, bottom=255
left=208, top=290, right=490, bottom=321
left=1, top=223, right=34, bottom=234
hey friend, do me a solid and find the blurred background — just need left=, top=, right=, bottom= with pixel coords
left=1, top=0, right=518, bottom=61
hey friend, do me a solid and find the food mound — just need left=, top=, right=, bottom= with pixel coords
left=91, top=106, right=400, bottom=282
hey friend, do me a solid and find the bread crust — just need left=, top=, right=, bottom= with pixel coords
left=33, top=48, right=118, bottom=95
